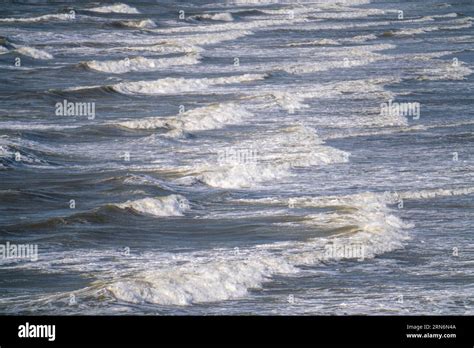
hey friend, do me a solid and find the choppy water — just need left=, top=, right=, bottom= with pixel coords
left=0, top=0, right=473, bottom=315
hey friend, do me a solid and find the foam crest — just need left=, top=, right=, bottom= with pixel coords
left=0, top=13, right=73, bottom=23
left=150, top=17, right=307, bottom=34
left=117, top=19, right=157, bottom=29
left=118, top=103, right=252, bottom=134
left=398, top=187, right=474, bottom=201
left=115, top=195, right=189, bottom=217
left=282, top=44, right=393, bottom=74
left=14, top=46, right=53, bottom=60
left=198, top=163, right=289, bottom=189
left=85, top=55, right=200, bottom=74
left=111, top=30, right=252, bottom=56
left=107, top=250, right=295, bottom=305
left=111, top=74, right=266, bottom=95
left=167, top=30, right=253, bottom=46
left=192, top=13, right=234, bottom=22
left=87, top=3, right=140, bottom=14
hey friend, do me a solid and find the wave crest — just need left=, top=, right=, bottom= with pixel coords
left=115, top=195, right=190, bottom=217
left=87, top=3, right=140, bottom=14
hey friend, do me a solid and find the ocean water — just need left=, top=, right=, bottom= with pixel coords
left=0, top=0, right=473, bottom=315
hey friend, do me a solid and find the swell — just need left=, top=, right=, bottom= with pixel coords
left=3, top=194, right=190, bottom=231
left=63, top=74, right=267, bottom=96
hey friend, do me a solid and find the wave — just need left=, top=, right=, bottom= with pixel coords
left=165, top=30, right=253, bottom=47
left=282, top=44, right=394, bottom=75
left=105, top=190, right=410, bottom=306
left=286, top=38, right=341, bottom=47
left=0, top=13, right=74, bottom=23
left=55, top=73, right=258, bottom=95
left=191, top=13, right=234, bottom=22
left=114, top=195, right=189, bottom=217
left=227, top=0, right=371, bottom=8
left=150, top=16, right=307, bottom=34
left=257, top=78, right=402, bottom=125
left=183, top=124, right=349, bottom=189
left=14, top=45, right=53, bottom=60
left=389, top=16, right=472, bottom=37
left=109, top=73, right=266, bottom=95
left=4, top=194, right=190, bottom=230
left=325, top=120, right=474, bottom=140
left=87, top=3, right=140, bottom=14
left=113, top=19, right=157, bottom=29
left=349, top=34, right=378, bottom=43
left=0, top=137, right=52, bottom=169
left=416, top=61, right=472, bottom=81
left=108, top=30, right=252, bottom=57
left=397, top=187, right=474, bottom=201
left=84, top=54, right=200, bottom=73
left=117, top=103, right=253, bottom=135
left=243, top=186, right=474, bottom=208
left=9, top=186, right=473, bottom=306
left=0, top=122, right=79, bottom=131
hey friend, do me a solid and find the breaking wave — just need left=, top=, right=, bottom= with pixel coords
left=87, top=3, right=140, bottom=14
left=84, top=54, right=200, bottom=73
left=117, top=103, right=252, bottom=134
left=114, top=195, right=190, bottom=217
left=105, top=190, right=411, bottom=305
left=110, top=73, right=266, bottom=95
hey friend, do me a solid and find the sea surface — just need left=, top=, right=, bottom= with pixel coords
left=0, top=0, right=473, bottom=315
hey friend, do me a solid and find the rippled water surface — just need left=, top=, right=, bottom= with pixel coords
left=0, top=0, right=473, bottom=314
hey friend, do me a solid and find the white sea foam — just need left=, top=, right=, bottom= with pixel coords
left=310, top=8, right=385, bottom=19
left=87, top=3, right=140, bottom=14
left=282, top=44, right=393, bottom=75
left=258, top=78, right=401, bottom=125
left=123, top=43, right=202, bottom=55
left=188, top=125, right=349, bottom=189
left=0, top=122, right=78, bottom=131
left=286, top=39, right=341, bottom=47
left=417, top=62, right=473, bottom=81
left=325, top=119, right=474, bottom=140
left=115, top=195, right=189, bottom=217
left=228, top=0, right=371, bottom=6
left=243, top=186, right=474, bottom=208
left=391, top=17, right=472, bottom=36
left=85, top=54, right=200, bottom=73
